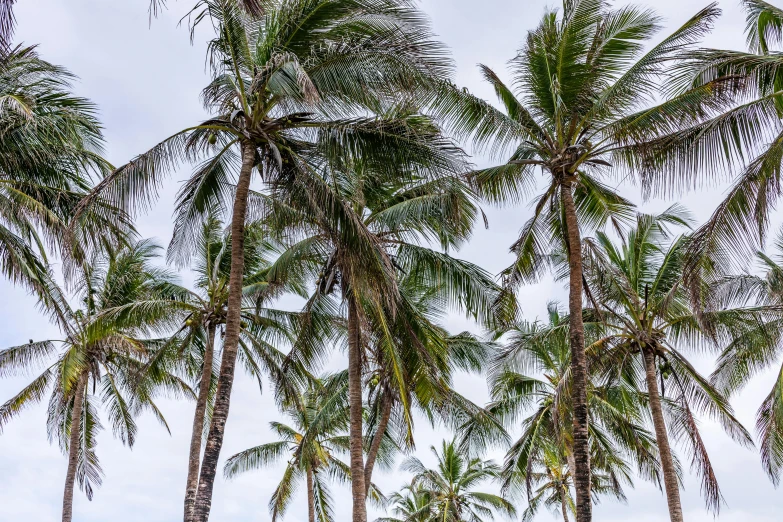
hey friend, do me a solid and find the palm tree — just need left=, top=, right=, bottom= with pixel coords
left=708, top=229, right=783, bottom=484
left=582, top=208, right=757, bottom=520
left=264, top=104, right=508, bottom=522
left=487, top=304, right=659, bottom=522
left=114, top=215, right=319, bottom=520
left=375, top=481, right=432, bottom=522
left=400, top=439, right=515, bottom=522
left=0, top=45, right=127, bottom=305
left=426, top=4, right=728, bottom=518
left=223, top=378, right=353, bottom=522
left=0, top=240, right=188, bottom=522
left=75, top=3, right=452, bottom=519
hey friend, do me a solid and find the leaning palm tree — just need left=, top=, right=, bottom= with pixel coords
left=583, top=208, right=757, bottom=520
left=400, top=439, right=515, bottom=522
left=487, top=304, right=660, bottom=522
left=708, top=229, right=783, bottom=484
left=0, top=45, right=128, bottom=305
left=74, top=3, right=452, bottom=520
left=223, top=378, right=353, bottom=522
left=0, top=240, right=189, bottom=522
left=426, top=4, right=728, bottom=518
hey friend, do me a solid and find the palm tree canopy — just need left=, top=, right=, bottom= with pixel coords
left=398, top=439, right=515, bottom=522
left=0, top=239, right=189, bottom=500
left=582, top=207, right=758, bottom=511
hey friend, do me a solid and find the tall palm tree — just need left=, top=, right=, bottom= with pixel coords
left=0, top=45, right=128, bottom=305
left=708, top=229, right=783, bottom=484
left=223, top=378, right=354, bottom=522
left=426, top=4, right=728, bottom=518
left=113, top=215, right=319, bottom=520
left=264, top=105, right=508, bottom=522
left=0, top=240, right=188, bottom=522
left=74, top=3, right=452, bottom=520
left=400, top=439, right=516, bottom=522
left=487, top=304, right=660, bottom=522
left=583, top=208, right=757, bottom=520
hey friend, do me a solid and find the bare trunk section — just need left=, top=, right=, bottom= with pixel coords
left=347, top=296, right=368, bottom=522
left=642, top=347, right=684, bottom=522
left=184, top=323, right=217, bottom=521
left=307, top=468, right=316, bottom=522
left=192, top=141, right=255, bottom=522
left=561, top=183, right=592, bottom=522
left=62, top=369, right=89, bottom=522
left=364, top=392, right=392, bottom=495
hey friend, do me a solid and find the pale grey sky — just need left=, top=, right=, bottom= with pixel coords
left=1, top=1, right=781, bottom=521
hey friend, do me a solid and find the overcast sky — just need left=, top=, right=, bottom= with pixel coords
left=2, top=0, right=782, bottom=521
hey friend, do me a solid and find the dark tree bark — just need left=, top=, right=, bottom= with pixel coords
left=561, top=183, right=592, bottom=522
left=307, top=468, right=315, bottom=522
left=192, top=141, right=255, bottom=522
left=347, top=296, right=368, bottom=522
left=364, top=392, right=392, bottom=495
left=62, top=369, right=89, bottom=522
left=184, top=323, right=217, bottom=521
left=642, top=347, right=684, bottom=522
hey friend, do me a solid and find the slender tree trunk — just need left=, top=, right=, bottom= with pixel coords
left=347, top=296, right=368, bottom=522
left=307, top=468, right=316, bottom=522
left=642, top=347, right=684, bottom=522
left=364, top=392, right=392, bottom=495
left=561, top=491, right=570, bottom=522
left=560, top=183, right=592, bottom=522
left=192, top=141, right=255, bottom=522
left=62, top=369, right=89, bottom=522
left=184, top=323, right=217, bottom=521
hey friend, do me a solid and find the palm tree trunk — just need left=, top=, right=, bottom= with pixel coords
left=642, top=347, right=684, bottom=522
left=347, top=296, right=368, bottom=522
left=364, top=392, right=392, bottom=495
left=184, top=323, right=217, bottom=521
left=307, top=468, right=316, bottom=522
left=561, top=491, right=570, bottom=522
left=192, top=141, right=255, bottom=522
left=62, top=369, right=88, bottom=522
left=560, top=183, right=591, bottom=522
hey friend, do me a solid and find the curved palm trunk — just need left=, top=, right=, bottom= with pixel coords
left=364, top=392, right=392, bottom=495
left=560, top=184, right=591, bottom=522
left=62, top=369, right=89, bottom=522
left=184, top=323, right=217, bottom=521
left=192, top=141, right=255, bottom=522
left=307, top=468, right=316, bottom=522
left=347, top=296, right=368, bottom=522
left=642, top=347, right=684, bottom=522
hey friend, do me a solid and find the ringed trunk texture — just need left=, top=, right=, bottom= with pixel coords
left=307, top=468, right=316, bottom=522
left=347, top=296, right=368, bottom=522
left=192, top=141, right=255, bottom=522
left=184, top=323, right=217, bottom=521
left=561, top=183, right=592, bottom=522
left=364, top=392, right=392, bottom=495
left=62, top=369, right=89, bottom=522
left=642, top=347, right=684, bottom=522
